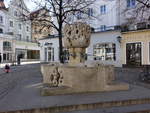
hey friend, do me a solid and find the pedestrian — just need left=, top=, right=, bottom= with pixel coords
left=0, top=53, right=1, bottom=64
left=17, top=54, right=21, bottom=65
left=5, top=64, right=10, bottom=73
left=0, top=53, right=1, bottom=68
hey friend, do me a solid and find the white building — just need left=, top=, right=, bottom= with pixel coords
left=0, top=0, right=40, bottom=63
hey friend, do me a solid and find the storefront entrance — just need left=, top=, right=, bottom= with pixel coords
left=45, top=47, right=54, bottom=62
left=126, top=42, right=142, bottom=66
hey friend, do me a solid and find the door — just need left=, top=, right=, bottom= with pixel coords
left=47, top=47, right=54, bottom=62
left=126, top=42, right=142, bottom=66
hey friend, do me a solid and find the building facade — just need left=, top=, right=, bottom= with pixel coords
left=0, top=0, right=40, bottom=63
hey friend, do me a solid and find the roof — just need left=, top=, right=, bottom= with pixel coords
left=39, top=34, right=59, bottom=40
left=122, top=28, right=150, bottom=34
left=0, top=0, right=7, bottom=10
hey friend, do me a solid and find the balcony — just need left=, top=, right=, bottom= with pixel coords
left=121, top=22, right=150, bottom=32
left=94, top=25, right=121, bottom=32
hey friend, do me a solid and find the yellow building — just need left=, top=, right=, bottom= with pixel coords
left=122, top=29, right=150, bottom=67
left=31, top=8, right=52, bottom=42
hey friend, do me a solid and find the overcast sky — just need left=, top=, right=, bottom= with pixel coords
left=4, top=0, right=37, bottom=11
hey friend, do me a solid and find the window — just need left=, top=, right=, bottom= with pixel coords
left=100, top=25, right=106, bottom=31
left=14, top=11, right=18, bottom=16
left=26, top=26, right=29, bottom=31
left=3, top=41, right=12, bottom=51
left=18, top=34, right=22, bottom=40
left=127, top=0, right=136, bottom=8
left=67, top=0, right=71, bottom=4
left=93, top=43, right=116, bottom=61
left=77, top=12, right=82, bottom=19
left=100, top=5, right=106, bottom=14
left=0, top=28, right=3, bottom=33
left=10, top=21, right=13, bottom=27
left=88, top=8, right=93, bottom=17
left=0, top=16, right=3, bottom=23
left=18, top=24, right=22, bottom=30
left=26, top=36, right=29, bottom=41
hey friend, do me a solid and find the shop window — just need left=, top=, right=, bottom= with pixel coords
left=93, top=43, right=116, bottom=61
left=100, top=25, right=106, bottom=31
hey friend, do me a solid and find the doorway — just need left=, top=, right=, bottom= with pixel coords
left=45, top=47, right=54, bottom=62
left=126, top=42, right=142, bottom=66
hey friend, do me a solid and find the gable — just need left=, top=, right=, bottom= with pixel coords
left=10, top=0, right=29, bottom=12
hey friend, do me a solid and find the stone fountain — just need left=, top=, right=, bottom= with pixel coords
left=41, top=22, right=129, bottom=96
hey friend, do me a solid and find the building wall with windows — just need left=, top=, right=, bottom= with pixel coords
left=0, top=0, right=40, bottom=63
left=8, top=0, right=31, bottom=42
left=87, top=30, right=122, bottom=67
left=76, top=0, right=120, bottom=32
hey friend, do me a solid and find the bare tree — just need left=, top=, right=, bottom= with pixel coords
left=29, top=0, right=95, bottom=63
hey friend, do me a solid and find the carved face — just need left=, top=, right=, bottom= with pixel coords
left=63, top=22, right=91, bottom=48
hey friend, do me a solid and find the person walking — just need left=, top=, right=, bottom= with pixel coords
left=17, top=54, right=21, bottom=65
left=0, top=53, right=2, bottom=68
left=5, top=64, right=10, bottom=73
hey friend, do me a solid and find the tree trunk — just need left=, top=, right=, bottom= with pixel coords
left=58, top=28, right=64, bottom=63
left=58, top=0, right=64, bottom=63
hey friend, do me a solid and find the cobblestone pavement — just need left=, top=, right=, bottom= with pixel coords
left=0, top=65, right=150, bottom=113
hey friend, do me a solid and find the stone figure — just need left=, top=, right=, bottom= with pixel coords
left=48, top=67, right=63, bottom=87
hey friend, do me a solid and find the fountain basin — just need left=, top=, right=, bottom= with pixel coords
left=41, top=64, right=129, bottom=96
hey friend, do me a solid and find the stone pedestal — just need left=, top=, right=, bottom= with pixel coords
left=63, top=22, right=91, bottom=65
left=68, top=48, right=86, bottom=65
